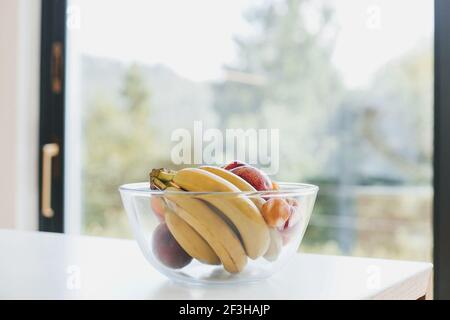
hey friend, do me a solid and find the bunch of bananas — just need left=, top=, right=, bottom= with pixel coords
left=150, top=165, right=298, bottom=273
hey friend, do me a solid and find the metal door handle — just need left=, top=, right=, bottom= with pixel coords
left=41, top=143, right=59, bottom=218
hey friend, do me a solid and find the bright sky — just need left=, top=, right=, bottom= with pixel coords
left=68, top=0, right=433, bottom=88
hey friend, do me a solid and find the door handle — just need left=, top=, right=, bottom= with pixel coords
left=41, top=143, right=59, bottom=218
left=51, top=42, right=63, bottom=94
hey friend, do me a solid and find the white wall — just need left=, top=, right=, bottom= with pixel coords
left=0, top=0, right=40, bottom=230
left=0, top=0, right=19, bottom=228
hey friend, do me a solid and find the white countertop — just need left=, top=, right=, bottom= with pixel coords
left=0, top=229, right=432, bottom=300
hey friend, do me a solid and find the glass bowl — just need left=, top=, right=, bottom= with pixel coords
left=119, top=182, right=318, bottom=285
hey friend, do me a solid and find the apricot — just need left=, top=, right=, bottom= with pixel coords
left=261, top=198, right=291, bottom=228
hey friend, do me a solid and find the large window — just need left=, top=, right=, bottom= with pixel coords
left=41, top=0, right=450, bottom=299
left=60, top=0, right=435, bottom=262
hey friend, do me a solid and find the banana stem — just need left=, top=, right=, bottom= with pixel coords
left=150, top=168, right=180, bottom=190
left=151, top=177, right=167, bottom=190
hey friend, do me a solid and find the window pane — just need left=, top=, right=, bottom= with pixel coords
left=66, top=0, right=433, bottom=261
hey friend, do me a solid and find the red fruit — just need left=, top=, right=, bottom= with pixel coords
left=223, top=160, right=247, bottom=171
left=282, top=198, right=302, bottom=230
left=151, top=197, right=166, bottom=222
left=279, top=201, right=303, bottom=245
left=152, top=223, right=192, bottom=269
left=230, top=166, right=272, bottom=191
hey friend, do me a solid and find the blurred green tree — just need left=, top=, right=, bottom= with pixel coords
left=212, top=0, right=345, bottom=250
left=362, top=47, right=433, bottom=183
left=83, top=64, right=154, bottom=237
left=213, top=0, right=344, bottom=181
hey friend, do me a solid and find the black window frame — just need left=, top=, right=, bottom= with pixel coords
left=434, top=0, right=450, bottom=300
left=39, top=0, right=450, bottom=299
left=38, top=0, right=67, bottom=233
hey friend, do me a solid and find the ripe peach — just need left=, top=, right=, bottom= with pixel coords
left=152, top=223, right=192, bottom=269
left=261, top=198, right=291, bottom=228
left=223, top=160, right=247, bottom=171
left=230, top=166, right=272, bottom=191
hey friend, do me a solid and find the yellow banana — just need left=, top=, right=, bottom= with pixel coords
left=165, top=208, right=221, bottom=265
left=173, top=168, right=270, bottom=259
left=199, top=166, right=266, bottom=210
left=200, top=166, right=281, bottom=260
left=165, top=189, right=248, bottom=273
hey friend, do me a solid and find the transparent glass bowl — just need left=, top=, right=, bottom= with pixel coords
left=119, top=182, right=318, bottom=285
